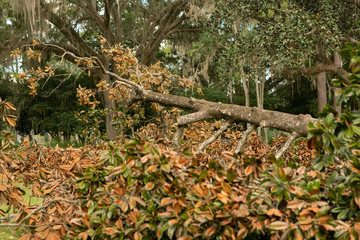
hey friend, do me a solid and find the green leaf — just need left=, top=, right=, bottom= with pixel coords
left=226, top=169, right=235, bottom=182
left=88, top=201, right=95, bottom=214
left=352, top=125, right=360, bottom=135
left=337, top=208, right=350, bottom=220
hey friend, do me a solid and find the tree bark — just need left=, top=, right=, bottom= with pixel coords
left=317, top=71, right=327, bottom=113
left=316, top=44, right=327, bottom=113
left=240, top=61, right=250, bottom=129
left=135, top=90, right=315, bottom=137
left=333, top=51, right=342, bottom=114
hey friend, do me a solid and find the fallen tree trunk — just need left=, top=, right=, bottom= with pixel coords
left=137, top=90, right=316, bottom=137
left=27, top=43, right=317, bottom=156
left=94, top=53, right=316, bottom=138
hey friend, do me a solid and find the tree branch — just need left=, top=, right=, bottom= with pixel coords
left=197, top=121, right=232, bottom=153
left=79, top=1, right=116, bottom=44
left=282, top=63, right=350, bottom=83
left=29, top=43, right=80, bottom=64
left=39, top=0, right=99, bottom=58
left=14, top=198, right=78, bottom=226
left=275, top=132, right=299, bottom=159
left=234, top=124, right=256, bottom=154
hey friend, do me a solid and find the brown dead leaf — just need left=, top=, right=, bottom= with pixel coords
left=266, top=208, right=283, bottom=218
left=134, top=232, right=142, bottom=240
left=0, top=184, right=8, bottom=191
left=160, top=197, right=173, bottom=206
left=145, top=182, right=155, bottom=190
left=46, top=232, right=61, bottom=240
left=204, top=225, right=217, bottom=237
left=217, top=193, right=230, bottom=204
left=146, top=165, right=157, bottom=172
left=18, top=233, right=32, bottom=240
left=268, top=221, right=289, bottom=230
left=59, top=165, right=73, bottom=171
left=192, top=184, right=204, bottom=197
left=102, top=227, right=118, bottom=237
left=168, top=219, right=178, bottom=226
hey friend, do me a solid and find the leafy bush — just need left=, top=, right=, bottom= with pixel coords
left=69, top=43, right=360, bottom=240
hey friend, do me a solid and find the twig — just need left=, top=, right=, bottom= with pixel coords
left=197, top=121, right=232, bottom=154
left=14, top=198, right=78, bottom=226
left=275, top=132, right=298, bottom=159
left=234, top=124, right=256, bottom=154
left=0, top=222, right=65, bottom=228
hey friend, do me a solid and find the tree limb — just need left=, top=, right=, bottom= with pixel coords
left=234, top=124, right=256, bottom=154
left=79, top=1, right=116, bottom=44
left=275, top=132, right=299, bottom=159
left=39, top=0, right=99, bottom=58
left=282, top=63, right=350, bottom=83
left=197, top=121, right=232, bottom=153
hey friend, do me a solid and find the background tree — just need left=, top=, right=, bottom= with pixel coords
left=186, top=0, right=359, bottom=119
left=7, top=0, right=200, bottom=140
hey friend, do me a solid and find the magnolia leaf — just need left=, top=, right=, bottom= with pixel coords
left=268, top=221, right=289, bottom=230
left=168, top=219, right=178, bottom=226
left=145, top=182, right=155, bottom=190
left=204, top=225, right=217, bottom=237
left=0, top=184, right=8, bottom=191
left=266, top=208, right=283, bottom=218
left=217, top=193, right=230, bottom=204
left=134, top=232, right=142, bottom=240
left=5, top=116, right=16, bottom=127
left=45, top=232, right=61, bottom=240
left=18, top=234, right=32, bottom=240
left=102, top=228, right=118, bottom=236
left=146, top=165, right=157, bottom=172
left=192, top=184, right=204, bottom=197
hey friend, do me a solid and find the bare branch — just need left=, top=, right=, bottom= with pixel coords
left=282, top=63, right=350, bottom=83
left=197, top=121, right=232, bottom=153
left=275, top=132, right=299, bottom=159
left=173, top=126, right=184, bottom=147
left=234, top=124, right=256, bottom=154
left=176, top=110, right=213, bottom=125
left=78, top=1, right=116, bottom=44
left=39, top=0, right=99, bottom=58
left=14, top=198, right=78, bottom=226
left=90, top=56, right=143, bottom=92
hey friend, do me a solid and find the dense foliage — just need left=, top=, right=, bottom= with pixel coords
left=1, top=1, right=360, bottom=240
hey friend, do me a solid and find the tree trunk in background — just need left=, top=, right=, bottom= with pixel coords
left=316, top=44, right=327, bottom=113
left=93, top=58, right=119, bottom=141
left=240, top=63, right=250, bottom=129
left=254, top=62, right=266, bottom=138
left=333, top=51, right=342, bottom=114
left=316, top=72, right=327, bottom=113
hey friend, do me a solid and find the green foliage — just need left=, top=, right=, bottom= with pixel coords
left=75, top=108, right=107, bottom=144
left=15, top=69, right=93, bottom=140
left=68, top=42, right=360, bottom=240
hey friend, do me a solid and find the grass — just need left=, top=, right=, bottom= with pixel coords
left=0, top=184, right=43, bottom=239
